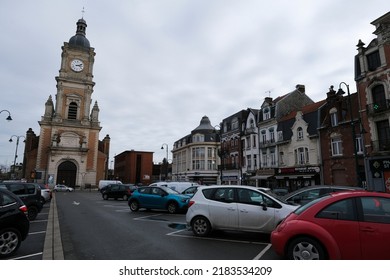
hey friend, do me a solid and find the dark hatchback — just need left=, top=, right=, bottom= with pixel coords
left=0, top=188, right=30, bottom=258
left=0, top=182, right=43, bottom=220
left=101, top=184, right=137, bottom=200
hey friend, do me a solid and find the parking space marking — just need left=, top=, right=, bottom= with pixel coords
left=29, top=230, right=46, bottom=235
left=133, top=213, right=166, bottom=221
left=253, top=244, right=272, bottom=260
left=30, top=219, right=48, bottom=223
left=11, top=252, right=43, bottom=260
left=168, top=230, right=269, bottom=245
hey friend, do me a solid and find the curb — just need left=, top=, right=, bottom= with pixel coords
left=42, top=193, right=64, bottom=260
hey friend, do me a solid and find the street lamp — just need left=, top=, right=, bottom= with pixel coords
left=0, top=109, right=12, bottom=121
left=337, top=82, right=360, bottom=187
left=213, top=125, right=222, bottom=185
left=9, top=135, right=25, bottom=179
left=161, top=143, right=169, bottom=181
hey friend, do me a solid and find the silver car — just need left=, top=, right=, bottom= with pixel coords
left=54, top=184, right=74, bottom=192
left=186, top=185, right=298, bottom=237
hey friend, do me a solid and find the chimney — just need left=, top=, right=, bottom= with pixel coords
left=296, top=84, right=305, bottom=93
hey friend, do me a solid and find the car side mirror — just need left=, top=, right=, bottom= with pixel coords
left=260, top=202, right=267, bottom=211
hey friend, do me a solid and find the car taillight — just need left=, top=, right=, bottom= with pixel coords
left=19, top=205, right=28, bottom=213
left=188, top=200, right=195, bottom=208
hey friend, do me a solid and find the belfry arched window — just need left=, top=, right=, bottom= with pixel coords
left=68, top=102, right=78, bottom=120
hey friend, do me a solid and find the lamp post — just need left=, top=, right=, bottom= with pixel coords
left=9, top=135, right=25, bottom=179
left=337, top=82, right=360, bottom=187
left=0, top=109, right=12, bottom=121
left=161, top=143, right=168, bottom=181
left=213, top=125, right=222, bottom=185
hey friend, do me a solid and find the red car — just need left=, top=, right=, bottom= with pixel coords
left=271, top=191, right=390, bottom=260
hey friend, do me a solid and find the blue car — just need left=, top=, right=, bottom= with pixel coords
left=128, top=185, right=191, bottom=214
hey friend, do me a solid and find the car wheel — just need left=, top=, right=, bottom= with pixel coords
left=287, top=237, right=326, bottom=260
left=40, top=196, right=46, bottom=205
left=28, top=205, right=39, bottom=221
left=0, top=228, right=22, bottom=258
left=167, top=201, right=178, bottom=214
left=123, top=195, right=129, bottom=201
left=191, top=216, right=211, bottom=237
left=129, top=200, right=139, bottom=212
left=103, top=194, right=108, bottom=200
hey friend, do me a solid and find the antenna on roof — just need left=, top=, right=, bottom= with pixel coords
left=81, top=7, right=85, bottom=19
left=265, top=90, right=272, bottom=97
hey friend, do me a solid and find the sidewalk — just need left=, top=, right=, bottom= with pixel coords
left=42, top=193, right=64, bottom=260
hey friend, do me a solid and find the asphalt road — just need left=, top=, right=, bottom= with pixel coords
left=55, top=191, right=281, bottom=260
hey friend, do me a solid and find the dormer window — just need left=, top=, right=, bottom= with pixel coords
left=297, top=127, right=304, bottom=140
left=192, top=134, right=204, bottom=143
left=263, top=108, right=270, bottom=120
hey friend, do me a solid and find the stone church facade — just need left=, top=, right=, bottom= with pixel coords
left=24, top=18, right=109, bottom=188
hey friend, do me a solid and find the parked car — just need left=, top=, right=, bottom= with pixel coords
left=54, top=184, right=74, bottom=192
left=0, top=188, right=30, bottom=258
left=181, top=186, right=199, bottom=196
left=271, top=188, right=289, bottom=196
left=149, top=182, right=201, bottom=194
left=102, top=184, right=137, bottom=200
left=271, top=191, right=390, bottom=260
left=128, top=185, right=191, bottom=214
left=186, top=185, right=299, bottom=237
left=98, top=180, right=122, bottom=192
left=0, top=182, right=43, bottom=220
left=281, top=185, right=363, bottom=206
left=35, top=183, right=52, bottom=204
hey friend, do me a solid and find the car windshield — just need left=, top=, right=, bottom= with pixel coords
left=160, top=185, right=180, bottom=194
left=294, top=194, right=331, bottom=215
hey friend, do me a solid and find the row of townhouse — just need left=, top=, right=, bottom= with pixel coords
left=171, top=11, right=390, bottom=192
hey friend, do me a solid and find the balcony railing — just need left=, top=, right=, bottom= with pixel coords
left=244, top=127, right=257, bottom=135
left=372, top=139, right=390, bottom=152
left=259, top=139, right=276, bottom=148
left=367, top=100, right=390, bottom=116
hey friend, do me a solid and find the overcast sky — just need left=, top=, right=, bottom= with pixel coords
left=0, top=0, right=388, bottom=169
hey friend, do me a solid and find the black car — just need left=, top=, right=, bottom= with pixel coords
left=0, top=188, right=30, bottom=258
left=0, top=182, right=43, bottom=220
left=101, top=184, right=137, bottom=200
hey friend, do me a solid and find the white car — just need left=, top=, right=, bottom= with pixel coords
left=36, top=183, right=52, bottom=204
left=54, top=184, right=74, bottom=192
left=186, top=185, right=298, bottom=237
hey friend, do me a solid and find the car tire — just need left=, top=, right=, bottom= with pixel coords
left=191, top=216, right=211, bottom=237
left=27, top=205, right=39, bottom=221
left=287, top=237, right=326, bottom=260
left=167, top=201, right=178, bottom=214
left=0, top=228, right=22, bottom=258
left=129, top=200, right=139, bottom=212
left=40, top=196, right=46, bottom=205
left=103, top=194, right=108, bottom=200
left=123, top=195, right=129, bottom=201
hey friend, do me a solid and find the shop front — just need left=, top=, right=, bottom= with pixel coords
left=276, top=166, right=321, bottom=192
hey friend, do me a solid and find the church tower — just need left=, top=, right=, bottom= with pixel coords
left=32, top=17, right=108, bottom=187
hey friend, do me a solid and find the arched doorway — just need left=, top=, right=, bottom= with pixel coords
left=57, top=161, right=77, bottom=187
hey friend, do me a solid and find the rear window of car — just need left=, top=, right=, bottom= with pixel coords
left=26, top=184, right=37, bottom=194
left=0, top=192, right=17, bottom=206
left=7, top=184, right=26, bottom=195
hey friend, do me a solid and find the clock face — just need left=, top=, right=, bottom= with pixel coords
left=70, top=59, right=84, bottom=72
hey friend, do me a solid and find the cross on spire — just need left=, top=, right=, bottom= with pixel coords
left=81, top=7, right=85, bottom=19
